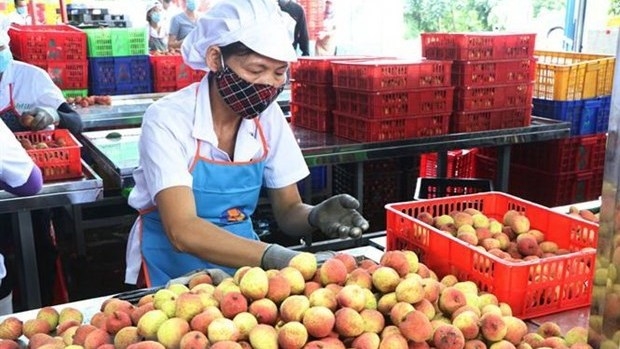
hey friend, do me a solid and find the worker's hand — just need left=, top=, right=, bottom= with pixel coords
left=315, top=250, right=337, bottom=265
left=260, top=244, right=338, bottom=270
left=261, top=244, right=299, bottom=270
left=309, top=194, right=369, bottom=239
left=22, top=107, right=59, bottom=131
left=165, top=268, right=232, bottom=287
left=204, top=268, right=232, bottom=286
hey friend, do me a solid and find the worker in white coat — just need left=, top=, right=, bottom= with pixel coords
left=0, top=118, right=43, bottom=314
left=0, top=14, right=82, bottom=307
left=125, top=0, right=369, bottom=287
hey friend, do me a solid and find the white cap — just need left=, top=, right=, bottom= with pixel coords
left=182, top=0, right=297, bottom=71
left=146, top=0, right=162, bottom=14
left=0, top=15, right=10, bottom=47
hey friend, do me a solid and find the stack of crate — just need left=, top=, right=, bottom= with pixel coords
left=329, top=58, right=454, bottom=142
left=473, top=51, right=614, bottom=206
left=83, top=27, right=152, bottom=95
left=289, top=56, right=342, bottom=133
left=150, top=54, right=206, bottom=93
left=531, top=50, right=614, bottom=136
left=421, top=32, right=537, bottom=133
left=326, top=58, right=453, bottom=229
left=8, top=24, right=89, bottom=98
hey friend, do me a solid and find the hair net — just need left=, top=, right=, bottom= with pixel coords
left=146, top=0, right=162, bottom=14
left=181, top=0, right=297, bottom=71
left=0, top=15, right=11, bottom=47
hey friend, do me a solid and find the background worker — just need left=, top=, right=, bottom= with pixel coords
left=168, top=0, right=198, bottom=50
left=9, top=0, right=33, bottom=25
left=278, top=0, right=310, bottom=56
left=315, top=0, right=337, bottom=56
left=0, top=15, right=82, bottom=308
left=0, top=118, right=44, bottom=315
left=124, top=0, right=369, bottom=287
left=147, top=1, right=169, bottom=53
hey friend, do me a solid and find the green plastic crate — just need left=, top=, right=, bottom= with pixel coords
left=84, top=28, right=148, bottom=57
left=62, top=89, right=88, bottom=98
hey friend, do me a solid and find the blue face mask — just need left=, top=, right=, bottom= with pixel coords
left=0, top=49, right=13, bottom=74
left=16, top=6, right=26, bottom=15
left=150, top=12, right=161, bottom=23
left=186, top=0, right=196, bottom=11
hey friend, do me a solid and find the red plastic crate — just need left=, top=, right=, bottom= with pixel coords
left=289, top=55, right=375, bottom=84
left=150, top=55, right=181, bottom=92
left=290, top=102, right=333, bottom=133
left=291, top=81, right=336, bottom=110
left=8, top=24, right=88, bottom=63
left=451, top=107, right=532, bottom=133
left=14, top=129, right=83, bottom=182
left=385, top=192, right=598, bottom=319
left=333, top=111, right=450, bottom=142
left=33, top=60, right=89, bottom=90
left=452, top=59, right=537, bottom=86
left=509, top=166, right=604, bottom=207
left=421, top=32, right=537, bottom=61
left=475, top=153, right=604, bottom=207
left=476, top=133, right=607, bottom=173
left=334, top=87, right=454, bottom=119
left=150, top=54, right=206, bottom=92
left=419, top=149, right=477, bottom=178
left=331, top=59, right=452, bottom=91
left=454, top=83, right=534, bottom=111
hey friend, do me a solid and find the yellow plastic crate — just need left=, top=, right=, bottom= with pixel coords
left=534, top=50, right=615, bottom=100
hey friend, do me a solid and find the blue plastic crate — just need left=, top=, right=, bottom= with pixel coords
left=533, top=97, right=610, bottom=135
left=297, top=166, right=328, bottom=196
left=596, top=96, right=611, bottom=133
left=89, top=55, right=152, bottom=95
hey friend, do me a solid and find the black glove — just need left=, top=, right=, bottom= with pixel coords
left=165, top=268, right=231, bottom=287
left=309, top=194, right=370, bottom=239
left=22, top=107, right=59, bottom=131
left=261, top=244, right=299, bottom=270
left=261, top=244, right=338, bottom=270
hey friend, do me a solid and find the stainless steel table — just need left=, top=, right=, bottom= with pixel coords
left=81, top=116, right=571, bottom=194
left=77, top=90, right=292, bottom=131
left=0, top=162, right=103, bottom=310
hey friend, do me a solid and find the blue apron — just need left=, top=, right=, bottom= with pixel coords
left=139, top=118, right=267, bottom=287
left=0, top=84, right=27, bottom=132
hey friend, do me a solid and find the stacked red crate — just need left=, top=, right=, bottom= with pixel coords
left=289, top=55, right=375, bottom=133
left=289, top=56, right=339, bottom=132
left=475, top=133, right=606, bottom=207
left=329, top=59, right=454, bottom=142
left=421, top=32, right=537, bottom=133
left=8, top=24, right=89, bottom=93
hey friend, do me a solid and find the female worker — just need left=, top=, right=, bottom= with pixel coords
left=146, top=1, right=169, bottom=53
left=125, top=0, right=369, bottom=287
left=0, top=118, right=44, bottom=314
left=167, top=0, right=197, bottom=50
left=0, top=15, right=82, bottom=306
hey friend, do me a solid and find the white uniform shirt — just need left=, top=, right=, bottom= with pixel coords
left=0, top=119, right=38, bottom=283
left=124, top=77, right=310, bottom=283
left=0, top=119, right=35, bottom=188
left=0, top=60, right=66, bottom=114
left=8, top=11, right=33, bottom=25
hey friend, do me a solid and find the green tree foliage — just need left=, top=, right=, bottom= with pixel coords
left=610, top=0, right=620, bottom=15
left=404, top=0, right=564, bottom=38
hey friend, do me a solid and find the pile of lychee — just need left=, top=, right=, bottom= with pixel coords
left=0, top=250, right=590, bottom=349
left=416, top=208, right=579, bottom=261
left=65, top=95, right=112, bottom=108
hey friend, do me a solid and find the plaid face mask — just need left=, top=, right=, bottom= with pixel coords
left=215, top=64, right=284, bottom=120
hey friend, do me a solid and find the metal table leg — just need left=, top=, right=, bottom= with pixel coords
left=12, top=210, right=42, bottom=309
left=497, top=145, right=511, bottom=192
